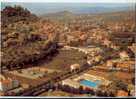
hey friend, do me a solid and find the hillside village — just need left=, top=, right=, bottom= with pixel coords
left=0, top=5, right=135, bottom=97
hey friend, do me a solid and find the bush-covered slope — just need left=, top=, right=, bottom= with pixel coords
left=1, top=5, right=58, bottom=70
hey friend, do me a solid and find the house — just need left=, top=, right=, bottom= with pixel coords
left=106, top=60, right=114, bottom=67
left=119, top=51, right=129, bottom=60
left=0, top=75, right=20, bottom=92
left=0, top=78, right=12, bottom=92
left=62, top=79, right=80, bottom=89
left=110, top=32, right=135, bottom=46
left=87, top=60, right=92, bottom=65
left=116, top=61, right=134, bottom=70
left=103, top=38, right=111, bottom=47
left=110, top=44, right=119, bottom=50
left=106, top=60, right=116, bottom=69
left=128, top=43, right=136, bottom=54
left=12, top=80, right=20, bottom=88
left=70, top=64, right=80, bottom=71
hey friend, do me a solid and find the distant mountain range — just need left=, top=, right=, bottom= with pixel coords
left=70, top=6, right=133, bottom=14
left=42, top=11, right=74, bottom=19
left=41, top=6, right=134, bottom=17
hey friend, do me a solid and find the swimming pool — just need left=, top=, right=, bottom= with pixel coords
left=80, top=80, right=100, bottom=88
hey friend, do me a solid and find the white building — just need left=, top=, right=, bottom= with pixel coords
left=119, top=51, right=129, bottom=60
left=87, top=60, right=92, bottom=65
left=70, top=64, right=80, bottom=71
left=62, top=79, right=80, bottom=89
left=106, top=60, right=114, bottom=67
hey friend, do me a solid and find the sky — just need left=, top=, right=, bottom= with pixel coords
left=1, top=1, right=135, bottom=15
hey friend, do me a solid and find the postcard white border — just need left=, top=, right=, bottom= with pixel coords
left=1, top=0, right=136, bottom=3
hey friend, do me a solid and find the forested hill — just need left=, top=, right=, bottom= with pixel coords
left=1, top=5, right=38, bottom=27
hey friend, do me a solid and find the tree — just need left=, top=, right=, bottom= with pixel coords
left=96, top=90, right=103, bottom=96
left=131, top=77, right=135, bottom=85
left=116, top=80, right=128, bottom=91
left=79, top=86, right=83, bottom=91
left=127, top=84, right=134, bottom=92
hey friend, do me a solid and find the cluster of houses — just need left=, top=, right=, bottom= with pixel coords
left=0, top=74, right=32, bottom=96
left=0, top=74, right=20, bottom=94
left=106, top=58, right=135, bottom=71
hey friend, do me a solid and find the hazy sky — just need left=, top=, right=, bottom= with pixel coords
left=1, top=2, right=134, bottom=15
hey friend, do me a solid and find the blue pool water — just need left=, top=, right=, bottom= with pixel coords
left=80, top=80, right=100, bottom=88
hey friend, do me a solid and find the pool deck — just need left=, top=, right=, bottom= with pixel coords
left=62, top=73, right=111, bottom=90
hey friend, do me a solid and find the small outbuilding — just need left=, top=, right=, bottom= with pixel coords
left=70, top=64, right=80, bottom=71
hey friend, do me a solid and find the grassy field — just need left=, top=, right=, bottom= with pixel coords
left=39, top=49, right=87, bottom=71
